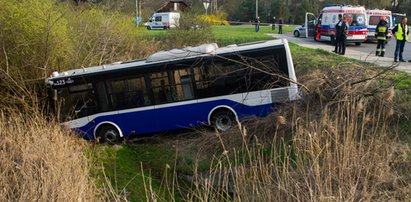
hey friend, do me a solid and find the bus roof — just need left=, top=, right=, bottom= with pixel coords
left=47, top=39, right=288, bottom=81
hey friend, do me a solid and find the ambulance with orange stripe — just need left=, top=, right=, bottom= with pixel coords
left=314, top=5, right=368, bottom=46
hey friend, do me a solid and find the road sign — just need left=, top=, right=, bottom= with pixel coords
left=203, top=0, right=210, bottom=15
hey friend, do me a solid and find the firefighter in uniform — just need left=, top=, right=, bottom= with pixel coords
left=375, top=16, right=389, bottom=57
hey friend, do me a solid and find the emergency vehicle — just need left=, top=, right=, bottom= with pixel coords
left=313, top=5, right=368, bottom=46
left=366, top=9, right=393, bottom=41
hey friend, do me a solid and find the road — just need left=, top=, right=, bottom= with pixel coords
left=269, top=33, right=411, bottom=73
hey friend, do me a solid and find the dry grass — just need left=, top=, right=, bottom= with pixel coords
left=142, top=66, right=411, bottom=201
left=0, top=111, right=98, bottom=201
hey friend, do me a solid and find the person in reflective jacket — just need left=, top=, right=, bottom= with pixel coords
left=375, top=16, right=389, bottom=57
left=392, top=17, right=409, bottom=62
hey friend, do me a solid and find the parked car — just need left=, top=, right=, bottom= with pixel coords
left=145, top=12, right=180, bottom=30
left=293, top=20, right=315, bottom=37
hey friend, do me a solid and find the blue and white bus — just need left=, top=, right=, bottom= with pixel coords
left=46, top=39, right=299, bottom=143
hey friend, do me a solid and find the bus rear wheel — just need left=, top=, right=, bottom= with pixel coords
left=211, top=110, right=236, bottom=132
left=98, top=125, right=121, bottom=144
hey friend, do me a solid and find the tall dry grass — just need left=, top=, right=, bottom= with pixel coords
left=0, top=111, right=98, bottom=201
left=140, top=67, right=411, bottom=201
left=152, top=99, right=409, bottom=202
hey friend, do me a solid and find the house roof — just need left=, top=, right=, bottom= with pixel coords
left=157, top=0, right=188, bottom=13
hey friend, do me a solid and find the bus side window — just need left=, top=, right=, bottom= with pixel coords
left=151, top=72, right=171, bottom=104
left=180, top=75, right=194, bottom=100
left=107, top=76, right=150, bottom=109
left=95, top=81, right=109, bottom=112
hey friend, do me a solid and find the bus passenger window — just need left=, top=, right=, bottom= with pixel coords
left=180, top=76, right=194, bottom=100
left=107, top=76, right=149, bottom=109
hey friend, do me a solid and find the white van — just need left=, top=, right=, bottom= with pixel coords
left=145, top=12, right=180, bottom=30
left=313, top=5, right=368, bottom=45
left=366, top=9, right=393, bottom=41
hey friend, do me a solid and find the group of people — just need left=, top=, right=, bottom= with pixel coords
left=333, top=13, right=409, bottom=62
left=254, top=16, right=283, bottom=34
left=373, top=16, right=409, bottom=62
left=254, top=14, right=409, bottom=63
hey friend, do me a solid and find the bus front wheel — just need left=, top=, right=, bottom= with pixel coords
left=98, top=125, right=121, bottom=144
left=211, top=110, right=236, bottom=132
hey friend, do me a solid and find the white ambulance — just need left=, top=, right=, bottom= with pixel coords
left=313, top=5, right=368, bottom=46
left=366, top=9, right=393, bottom=41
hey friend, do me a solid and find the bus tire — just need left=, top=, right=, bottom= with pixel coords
left=97, top=125, right=121, bottom=144
left=211, top=109, right=236, bottom=132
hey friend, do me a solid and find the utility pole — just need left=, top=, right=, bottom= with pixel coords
left=135, top=0, right=142, bottom=28
left=135, top=0, right=139, bottom=27
left=256, top=0, right=259, bottom=19
left=213, top=0, right=218, bottom=14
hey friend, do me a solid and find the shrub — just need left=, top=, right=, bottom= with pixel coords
left=0, top=0, right=72, bottom=79
left=198, top=12, right=230, bottom=26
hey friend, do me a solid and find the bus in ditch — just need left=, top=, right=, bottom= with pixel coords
left=46, top=39, right=299, bottom=143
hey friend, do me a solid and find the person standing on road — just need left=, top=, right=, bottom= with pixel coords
left=375, top=16, right=389, bottom=57
left=338, top=15, right=349, bottom=55
left=333, top=14, right=343, bottom=54
left=272, top=16, right=276, bottom=31
left=255, top=16, right=260, bottom=32
left=278, top=19, right=283, bottom=34
left=392, top=17, right=409, bottom=62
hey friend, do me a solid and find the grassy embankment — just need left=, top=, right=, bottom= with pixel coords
left=91, top=25, right=411, bottom=201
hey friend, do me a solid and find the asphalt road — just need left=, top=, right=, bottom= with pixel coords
left=269, top=33, right=411, bottom=73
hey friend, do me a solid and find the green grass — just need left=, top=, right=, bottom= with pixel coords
left=137, top=28, right=167, bottom=39
left=90, top=144, right=177, bottom=201
left=212, top=25, right=295, bottom=46
left=136, top=25, right=295, bottom=47
left=289, top=43, right=377, bottom=75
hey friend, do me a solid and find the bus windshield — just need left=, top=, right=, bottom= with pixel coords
left=56, top=83, right=97, bottom=122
